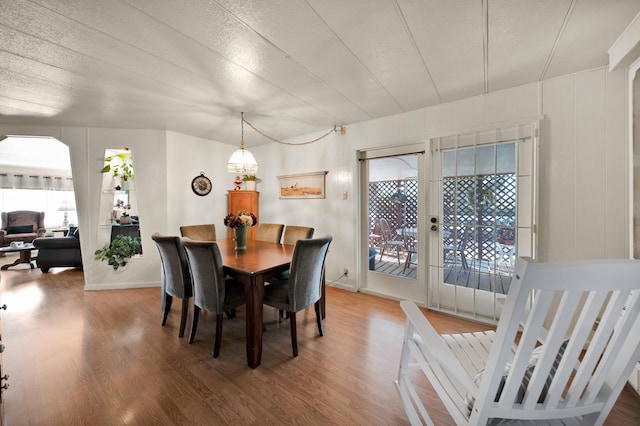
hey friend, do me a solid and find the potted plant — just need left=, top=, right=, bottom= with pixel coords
left=101, top=148, right=135, bottom=188
left=94, top=235, right=141, bottom=270
left=119, top=211, right=131, bottom=224
left=496, top=217, right=516, bottom=245
left=242, top=174, right=259, bottom=191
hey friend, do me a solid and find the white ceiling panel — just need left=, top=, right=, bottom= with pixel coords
left=488, top=0, right=573, bottom=92
left=0, top=1, right=638, bottom=146
left=400, top=0, right=485, bottom=103
left=122, top=0, right=357, bottom=121
left=214, top=0, right=405, bottom=119
left=545, top=0, right=640, bottom=79
left=307, top=0, right=441, bottom=112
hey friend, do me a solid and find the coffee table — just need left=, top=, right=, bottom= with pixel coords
left=0, top=244, right=37, bottom=270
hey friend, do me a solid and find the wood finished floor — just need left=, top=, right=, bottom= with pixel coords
left=0, top=262, right=639, bottom=425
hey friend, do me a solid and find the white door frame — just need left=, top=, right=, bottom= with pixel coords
left=357, top=143, right=427, bottom=303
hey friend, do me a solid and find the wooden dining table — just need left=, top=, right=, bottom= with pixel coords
left=217, top=237, right=295, bottom=369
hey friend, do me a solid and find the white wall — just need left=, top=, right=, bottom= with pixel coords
left=540, top=68, right=627, bottom=261
left=164, top=131, right=238, bottom=237
left=0, top=65, right=628, bottom=296
left=0, top=124, right=167, bottom=290
left=81, top=127, right=167, bottom=290
left=254, top=66, right=629, bottom=293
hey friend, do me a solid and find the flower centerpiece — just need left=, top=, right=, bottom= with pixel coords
left=224, top=210, right=257, bottom=250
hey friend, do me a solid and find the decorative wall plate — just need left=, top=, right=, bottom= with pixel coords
left=191, top=172, right=212, bottom=196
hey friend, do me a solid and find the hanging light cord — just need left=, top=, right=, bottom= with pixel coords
left=240, top=112, right=246, bottom=149
left=242, top=116, right=339, bottom=146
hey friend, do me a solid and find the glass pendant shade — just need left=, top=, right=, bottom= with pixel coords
left=227, top=148, right=258, bottom=175
left=227, top=112, right=258, bottom=175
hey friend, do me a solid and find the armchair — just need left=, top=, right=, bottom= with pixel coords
left=0, top=210, right=46, bottom=247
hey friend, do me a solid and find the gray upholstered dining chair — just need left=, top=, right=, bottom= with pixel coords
left=179, top=224, right=216, bottom=241
left=271, top=225, right=315, bottom=293
left=263, top=236, right=332, bottom=357
left=151, top=233, right=192, bottom=337
left=256, top=223, right=284, bottom=243
left=182, top=238, right=246, bottom=358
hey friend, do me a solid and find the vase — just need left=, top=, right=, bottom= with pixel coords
left=234, top=226, right=248, bottom=251
left=244, top=180, right=256, bottom=191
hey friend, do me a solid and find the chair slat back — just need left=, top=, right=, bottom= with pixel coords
left=471, top=257, right=640, bottom=424
left=379, top=218, right=394, bottom=241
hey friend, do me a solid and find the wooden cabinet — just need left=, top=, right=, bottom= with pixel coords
left=227, top=190, right=259, bottom=240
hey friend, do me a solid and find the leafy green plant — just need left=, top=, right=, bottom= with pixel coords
left=94, top=235, right=141, bottom=270
left=101, top=149, right=135, bottom=181
left=242, top=174, right=258, bottom=181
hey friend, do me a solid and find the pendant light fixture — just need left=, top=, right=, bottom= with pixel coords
left=227, top=112, right=258, bottom=175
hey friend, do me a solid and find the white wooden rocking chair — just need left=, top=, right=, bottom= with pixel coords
left=396, top=257, right=640, bottom=425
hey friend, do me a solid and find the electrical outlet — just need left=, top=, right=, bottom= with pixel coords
left=343, top=268, right=348, bottom=277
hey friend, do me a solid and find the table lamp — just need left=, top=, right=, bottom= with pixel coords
left=57, top=201, right=76, bottom=228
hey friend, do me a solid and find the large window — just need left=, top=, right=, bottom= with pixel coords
left=0, top=188, right=76, bottom=229
left=0, top=136, right=75, bottom=229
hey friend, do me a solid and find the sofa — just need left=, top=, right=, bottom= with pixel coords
left=0, top=210, right=46, bottom=247
left=33, top=227, right=82, bottom=273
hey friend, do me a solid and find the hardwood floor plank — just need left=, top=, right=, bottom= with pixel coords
left=0, top=266, right=638, bottom=425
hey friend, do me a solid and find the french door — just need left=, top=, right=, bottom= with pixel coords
left=427, top=122, right=539, bottom=322
left=359, top=144, right=426, bottom=301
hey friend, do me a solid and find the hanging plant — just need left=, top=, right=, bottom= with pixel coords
left=94, top=235, right=141, bottom=270
left=101, top=148, right=135, bottom=181
left=466, top=184, right=493, bottom=210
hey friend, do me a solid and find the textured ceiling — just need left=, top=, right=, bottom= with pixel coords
left=1, top=0, right=638, bottom=147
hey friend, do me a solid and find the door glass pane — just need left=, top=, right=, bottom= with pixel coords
left=497, top=143, right=516, bottom=173
left=441, top=142, right=516, bottom=296
left=367, top=155, right=418, bottom=279
left=476, top=145, right=495, bottom=175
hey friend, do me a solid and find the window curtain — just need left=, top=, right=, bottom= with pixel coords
left=0, top=173, right=73, bottom=191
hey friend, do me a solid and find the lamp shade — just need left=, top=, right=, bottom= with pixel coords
left=57, top=201, right=76, bottom=212
left=227, top=148, right=258, bottom=175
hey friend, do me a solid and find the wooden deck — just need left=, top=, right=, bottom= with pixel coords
left=370, top=249, right=512, bottom=295
left=371, top=249, right=417, bottom=279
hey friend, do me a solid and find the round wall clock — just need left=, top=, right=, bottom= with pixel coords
left=191, top=172, right=212, bottom=196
